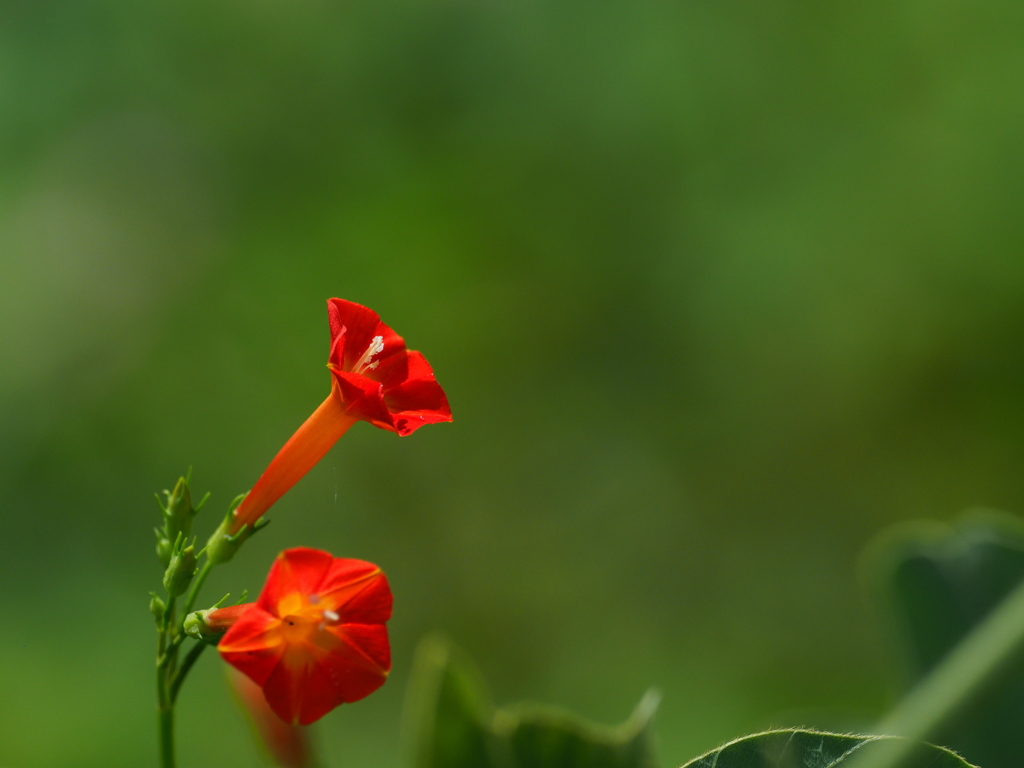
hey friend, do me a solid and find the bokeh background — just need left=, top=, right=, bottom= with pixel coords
left=3, top=1, right=1024, bottom=766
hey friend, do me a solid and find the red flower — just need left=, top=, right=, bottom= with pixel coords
left=325, top=298, right=452, bottom=435
left=218, top=547, right=393, bottom=725
left=229, top=299, right=451, bottom=533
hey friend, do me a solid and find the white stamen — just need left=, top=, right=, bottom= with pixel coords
left=352, top=335, right=384, bottom=374
left=323, top=609, right=340, bottom=622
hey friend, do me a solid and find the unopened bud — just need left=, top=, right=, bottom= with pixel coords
left=150, top=593, right=167, bottom=624
left=184, top=603, right=251, bottom=642
left=156, top=474, right=208, bottom=566
left=163, top=538, right=198, bottom=598
left=205, top=507, right=269, bottom=566
left=165, top=476, right=193, bottom=529
left=156, top=531, right=173, bottom=566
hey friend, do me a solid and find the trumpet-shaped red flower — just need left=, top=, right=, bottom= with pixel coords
left=218, top=547, right=393, bottom=725
left=228, top=299, right=451, bottom=534
left=324, top=298, right=452, bottom=435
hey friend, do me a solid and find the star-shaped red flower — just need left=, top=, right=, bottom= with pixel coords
left=218, top=547, right=393, bottom=725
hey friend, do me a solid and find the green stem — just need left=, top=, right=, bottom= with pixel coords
left=158, top=596, right=176, bottom=656
left=182, top=558, right=214, bottom=619
left=156, top=556, right=214, bottom=768
left=158, top=700, right=175, bottom=767
left=171, top=641, right=210, bottom=703
left=848, top=574, right=1024, bottom=768
left=157, top=642, right=176, bottom=768
left=156, top=593, right=178, bottom=768
left=157, top=551, right=222, bottom=766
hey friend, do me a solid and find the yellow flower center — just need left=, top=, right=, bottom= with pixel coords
left=276, top=592, right=341, bottom=643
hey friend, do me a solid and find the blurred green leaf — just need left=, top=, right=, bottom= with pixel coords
left=679, top=729, right=975, bottom=768
left=499, top=691, right=659, bottom=768
left=403, top=635, right=658, bottom=768
left=404, top=636, right=501, bottom=768
left=867, top=511, right=1024, bottom=768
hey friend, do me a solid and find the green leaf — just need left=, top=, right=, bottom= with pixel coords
left=499, top=691, right=659, bottom=768
left=680, top=729, right=975, bottom=768
left=403, top=636, right=504, bottom=768
left=403, top=635, right=658, bottom=768
left=867, top=511, right=1024, bottom=768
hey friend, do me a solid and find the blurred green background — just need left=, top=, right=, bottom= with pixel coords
left=3, top=1, right=1024, bottom=766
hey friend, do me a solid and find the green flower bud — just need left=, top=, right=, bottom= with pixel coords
left=155, top=529, right=173, bottom=566
left=150, top=593, right=167, bottom=624
left=184, top=603, right=249, bottom=643
left=165, top=475, right=193, bottom=528
left=163, top=538, right=198, bottom=598
left=156, top=474, right=208, bottom=567
left=205, top=506, right=270, bottom=565
left=182, top=610, right=208, bottom=641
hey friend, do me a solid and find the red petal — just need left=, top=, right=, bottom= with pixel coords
left=370, top=344, right=411, bottom=389
left=228, top=668, right=315, bottom=768
left=384, top=382, right=452, bottom=435
left=327, top=299, right=406, bottom=374
left=316, top=559, right=388, bottom=611
left=327, top=327, right=347, bottom=378
left=381, top=353, right=452, bottom=435
left=262, top=641, right=340, bottom=725
left=328, top=622, right=391, bottom=678
left=396, top=347, right=436, bottom=382
left=257, top=548, right=335, bottom=617
left=331, top=571, right=393, bottom=625
left=331, top=356, right=451, bottom=436
left=327, top=299, right=380, bottom=370
left=330, top=370, right=396, bottom=432
left=319, top=569, right=391, bottom=626
left=218, top=606, right=286, bottom=687
left=261, top=626, right=389, bottom=725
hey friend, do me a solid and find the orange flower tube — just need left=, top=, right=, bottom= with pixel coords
left=229, top=383, right=357, bottom=534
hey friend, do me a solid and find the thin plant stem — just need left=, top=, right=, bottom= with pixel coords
left=158, top=596, right=176, bottom=656
left=182, top=558, right=215, bottom=619
left=157, top=555, right=214, bottom=768
left=157, top=638, right=176, bottom=768
left=171, top=641, right=210, bottom=703
left=160, top=633, right=186, bottom=666
left=847, top=574, right=1024, bottom=768
left=156, top=593, right=179, bottom=768
left=158, top=693, right=175, bottom=767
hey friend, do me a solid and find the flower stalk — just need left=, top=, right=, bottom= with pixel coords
left=156, top=593, right=179, bottom=768
left=153, top=475, right=210, bottom=768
